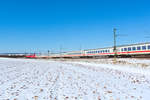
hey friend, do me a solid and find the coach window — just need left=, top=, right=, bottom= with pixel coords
left=148, top=45, right=150, bottom=49
left=142, top=46, right=146, bottom=50
left=121, top=48, right=124, bottom=52
left=128, top=47, right=131, bottom=51
left=132, top=47, right=136, bottom=51
left=124, top=48, right=127, bottom=51
left=137, top=46, right=141, bottom=50
left=107, top=50, right=109, bottom=52
left=108, top=50, right=110, bottom=52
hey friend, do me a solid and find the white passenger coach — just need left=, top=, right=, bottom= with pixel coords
left=52, top=42, right=150, bottom=58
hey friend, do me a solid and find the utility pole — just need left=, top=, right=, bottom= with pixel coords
left=48, top=50, right=50, bottom=58
left=59, top=45, right=62, bottom=58
left=113, top=28, right=117, bottom=63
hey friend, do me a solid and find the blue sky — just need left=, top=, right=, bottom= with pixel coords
left=0, top=0, right=150, bottom=53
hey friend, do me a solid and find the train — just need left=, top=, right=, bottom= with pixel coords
left=25, top=54, right=36, bottom=58
left=50, top=42, right=150, bottom=58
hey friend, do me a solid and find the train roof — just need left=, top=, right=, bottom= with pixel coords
left=84, top=42, right=150, bottom=51
left=117, top=42, right=150, bottom=47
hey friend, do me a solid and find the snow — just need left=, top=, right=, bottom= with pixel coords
left=0, top=58, right=150, bottom=100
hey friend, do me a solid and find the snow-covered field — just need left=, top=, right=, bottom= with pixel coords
left=0, top=58, right=150, bottom=100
